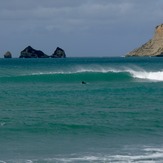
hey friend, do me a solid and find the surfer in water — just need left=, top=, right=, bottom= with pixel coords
left=82, top=81, right=87, bottom=84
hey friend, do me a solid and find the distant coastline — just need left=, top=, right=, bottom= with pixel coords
left=3, top=24, right=163, bottom=58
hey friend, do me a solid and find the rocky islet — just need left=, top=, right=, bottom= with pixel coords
left=3, top=46, right=66, bottom=58
left=4, top=51, right=12, bottom=58
left=19, top=46, right=66, bottom=58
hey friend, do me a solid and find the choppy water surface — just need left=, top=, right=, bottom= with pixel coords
left=0, top=57, right=163, bottom=162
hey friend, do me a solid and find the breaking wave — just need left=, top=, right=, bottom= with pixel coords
left=1, top=67, right=163, bottom=83
left=130, top=70, right=163, bottom=81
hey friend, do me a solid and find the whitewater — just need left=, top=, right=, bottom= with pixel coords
left=30, top=67, right=163, bottom=81
left=2, top=63, right=163, bottom=82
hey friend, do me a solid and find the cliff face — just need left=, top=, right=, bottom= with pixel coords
left=126, top=24, right=163, bottom=57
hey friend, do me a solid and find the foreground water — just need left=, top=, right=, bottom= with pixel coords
left=0, top=57, right=163, bottom=163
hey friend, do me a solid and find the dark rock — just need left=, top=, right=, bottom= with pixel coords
left=19, top=46, right=49, bottom=58
left=51, top=47, right=66, bottom=58
left=4, top=51, right=12, bottom=58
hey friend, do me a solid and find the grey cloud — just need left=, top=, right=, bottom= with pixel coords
left=0, top=1, right=161, bottom=27
left=0, top=0, right=134, bottom=34
left=0, top=0, right=163, bottom=57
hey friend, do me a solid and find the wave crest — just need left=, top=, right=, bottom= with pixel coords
left=2, top=66, right=163, bottom=82
left=129, top=70, right=163, bottom=81
left=31, top=67, right=163, bottom=82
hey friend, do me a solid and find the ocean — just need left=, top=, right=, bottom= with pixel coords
left=0, top=57, right=163, bottom=163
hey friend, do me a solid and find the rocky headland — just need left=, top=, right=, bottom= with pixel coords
left=126, top=24, right=163, bottom=57
left=19, top=46, right=66, bottom=58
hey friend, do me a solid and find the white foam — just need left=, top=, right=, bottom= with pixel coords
left=129, top=70, right=163, bottom=81
left=30, top=67, right=122, bottom=76
left=112, top=153, right=163, bottom=162
left=40, top=148, right=163, bottom=162
left=5, top=149, right=163, bottom=163
left=0, top=122, right=5, bottom=126
left=5, top=159, right=34, bottom=163
left=75, top=66, right=163, bottom=82
left=144, top=147, right=163, bottom=153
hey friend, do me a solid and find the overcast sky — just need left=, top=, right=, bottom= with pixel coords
left=0, top=0, right=163, bottom=57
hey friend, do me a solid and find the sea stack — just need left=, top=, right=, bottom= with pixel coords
left=4, top=51, right=12, bottom=58
left=19, top=46, right=49, bottom=58
left=126, top=24, right=163, bottom=57
left=51, top=47, right=66, bottom=58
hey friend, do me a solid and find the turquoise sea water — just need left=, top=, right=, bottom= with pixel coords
left=0, top=57, right=163, bottom=162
